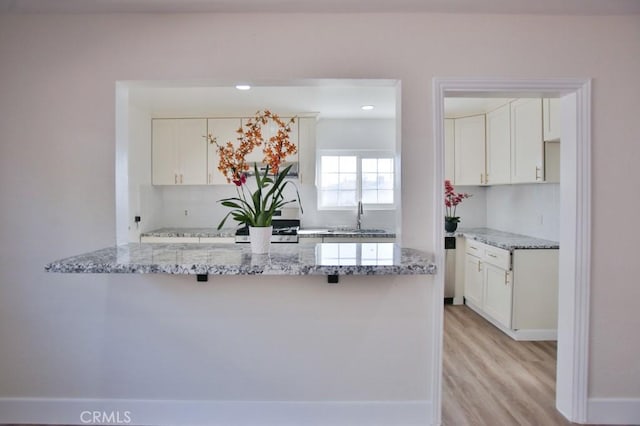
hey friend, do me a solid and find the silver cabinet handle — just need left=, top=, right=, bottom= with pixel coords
left=174, top=174, right=178, bottom=184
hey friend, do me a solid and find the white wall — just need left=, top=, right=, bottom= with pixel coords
left=446, top=185, right=487, bottom=229
left=486, top=183, right=560, bottom=241
left=1, top=11, right=639, bottom=425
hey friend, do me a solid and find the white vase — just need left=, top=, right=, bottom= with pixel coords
left=249, top=226, right=273, bottom=254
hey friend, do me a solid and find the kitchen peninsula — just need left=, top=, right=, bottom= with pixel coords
left=46, top=242, right=436, bottom=282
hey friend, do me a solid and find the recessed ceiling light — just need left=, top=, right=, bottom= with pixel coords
left=235, top=84, right=251, bottom=91
left=361, top=105, right=375, bottom=111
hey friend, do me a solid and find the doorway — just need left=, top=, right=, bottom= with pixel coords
left=431, top=79, right=591, bottom=425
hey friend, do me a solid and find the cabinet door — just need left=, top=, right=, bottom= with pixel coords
left=543, top=98, right=561, bottom=142
left=464, top=253, right=484, bottom=307
left=454, top=115, right=486, bottom=185
left=152, top=119, right=179, bottom=185
left=444, top=118, right=455, bottom=183
left=511, top=99, right=543, bottom=183
left=486, top=104, right=511, bottom=185
left=484, top=263, right=513, bottom=328
left=243, top=116, right=299, bottom=165
left=207, top=118, right=242, bottom=185
left=177, top=119, right=208, bottom=185
left=298, top=117, right=317, bottom=184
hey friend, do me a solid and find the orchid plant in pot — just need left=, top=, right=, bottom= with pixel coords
left=444, top=179, right=471, bottom=233
left=208, top=110, right=302, bottom=254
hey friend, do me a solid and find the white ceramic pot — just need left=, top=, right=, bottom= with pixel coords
left=249, top=226, right=273, bottom=254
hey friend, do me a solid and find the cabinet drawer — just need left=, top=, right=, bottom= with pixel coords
left=484, top=245, right=510, bottom=270
left=466, top=240, right=483, bottom=256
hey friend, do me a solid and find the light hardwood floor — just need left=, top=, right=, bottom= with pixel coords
left=443, top=304, right=578, bottom=426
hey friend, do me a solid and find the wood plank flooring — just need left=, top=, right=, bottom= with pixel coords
left=443, top=304, right=577, bottom=426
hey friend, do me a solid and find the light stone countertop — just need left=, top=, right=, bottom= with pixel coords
left=298, top=229, right=396, bottom=239
left=45, top=242, right=436, bottom=276
left=450, top=228, right=559, bottom=251
left=140, top=227, right=237, bottom=238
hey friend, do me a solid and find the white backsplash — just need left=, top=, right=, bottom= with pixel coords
left=453, top=183, right=560, bottom=241
left=448, top=186, right=487, bottom=229
left=486, top=183, right=560, bottom=241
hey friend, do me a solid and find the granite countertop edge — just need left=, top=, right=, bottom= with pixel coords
left=447, top=228, right=559, bottom=251
left=141, top=227, right=396, bottom=239
left=45, top=243, right=436, bottom=276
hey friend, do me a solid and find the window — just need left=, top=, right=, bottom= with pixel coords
left=317, top=151, right=395, bottom=209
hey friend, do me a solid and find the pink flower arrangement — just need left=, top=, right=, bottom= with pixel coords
left=445, top=180, right=471, bottom=223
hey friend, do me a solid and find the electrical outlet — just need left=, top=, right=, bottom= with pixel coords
left=538, top=214, right=544, bottom=225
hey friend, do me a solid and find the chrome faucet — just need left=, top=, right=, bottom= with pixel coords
left=356, top=201, right=364, bottom=230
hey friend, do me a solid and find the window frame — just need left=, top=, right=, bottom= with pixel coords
left=316, top=149, right=396, bottom=211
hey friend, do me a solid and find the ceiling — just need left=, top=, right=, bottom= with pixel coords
left=2, top=0, right=640, bottom=14
left=126, top=81, right=398, bottom=119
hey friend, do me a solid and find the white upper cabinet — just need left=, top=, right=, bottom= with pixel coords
left=207, top=118, right=242, bottom=185
left=444, top=118, right=455, bottom=183
left=297, top=116, right=317, bottom=184
left=510, top=99, right=543, bottom=183
left=454, top=114, right=486, bottom=185
left=485, top=103, right=511, bottom=185
left=152, top=118, right=208, bottom=185
left=243, top=116, right=299, bottom=165
left=543, top=98, right=561, bottom=142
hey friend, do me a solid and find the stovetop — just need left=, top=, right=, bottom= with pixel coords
left=235, top=219, right=300, bottom=243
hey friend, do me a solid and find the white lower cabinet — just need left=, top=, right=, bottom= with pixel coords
left=463, top=238, right=558, bottom=340
left=463, top=252, right=483, bottom=307
left=483, top=263, right=512, bottom=329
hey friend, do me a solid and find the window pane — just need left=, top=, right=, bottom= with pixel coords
left=378, top=158, right=394, bottom=173
left=320, top=173, right=339, bottom=189
left=339, top=173, right=357, bottom=190
left=362, top=173, right=377, bottom=190
left=362, top=158, right=378, bottom=173
left=322, top=156, right=340, bottom=173
left=362, top=190, right=378, bottom=204
left=320, top=190, right=338, bottom=206
left=338, top=190, right=357, bottom=206
left=339, top=156, right=357, bottom=172
left=378, top=190, right=394, bottom=204
left=379, top=173, right=394, bottom=189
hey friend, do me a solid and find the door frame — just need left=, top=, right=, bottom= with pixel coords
left=431, top=78, right=591, bottom=424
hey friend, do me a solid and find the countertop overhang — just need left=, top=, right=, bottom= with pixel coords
left=45, top=242, right=436, bottom=279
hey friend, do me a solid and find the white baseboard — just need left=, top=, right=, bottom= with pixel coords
left=465, top=301, right=556, bottom=341
left=453, top=296, right=464, bottom=305
left=587, top=398, right=640, bottom=424
left=0, top=398, right=433, bottom=426
left=512, top=328, right=557, bottom=341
